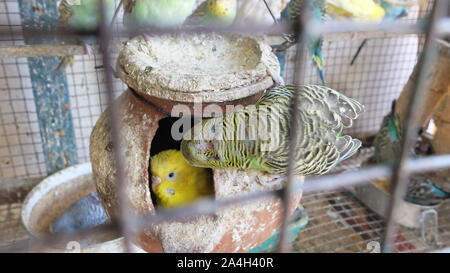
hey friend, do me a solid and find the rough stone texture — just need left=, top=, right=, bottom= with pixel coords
left=90, top=90, right=166, bottom=219
left=117, top=33, right=280, bottom=103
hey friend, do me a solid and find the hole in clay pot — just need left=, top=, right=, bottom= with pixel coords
left=149, top=117, right=214, bottom=209
left=150, top=117, right=187, bottom=157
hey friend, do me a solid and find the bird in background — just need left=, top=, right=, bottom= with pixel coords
left=371, top=100, right=403, bottom=164
left=188, top=0, right=287, bottom=27
left=274, top=0, right=327, bottom=84
left=187, top=0, right=285, bottom=86
left=325, top=0, right=386, bottom=21
left=181, top=85, right=363, bottom=186
left=187, top=0, right=238, bottom=27
left=56, top=0, right=116, bottom=74
left=406, top=175, right=450, bottom=207
left=150, top=149, right=214, bottom=209
left=235, top=0, right=288, bottom=26
left=367, top=100, right=449, bottom=207
left=123, top=0, right=197, bottom=39
left=350, top=0, right=411, bottom=65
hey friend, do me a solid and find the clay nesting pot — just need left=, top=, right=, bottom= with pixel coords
left=90, top=34, right=303, bottom=252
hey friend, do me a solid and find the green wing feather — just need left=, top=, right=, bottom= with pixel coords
left=181, top=85, right=364, bottom=175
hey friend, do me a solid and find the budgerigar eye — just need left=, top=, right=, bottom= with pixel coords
left=166, top=172, right=177, bottom=181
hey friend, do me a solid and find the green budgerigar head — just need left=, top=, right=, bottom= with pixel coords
left=181, top=118, right=225, bottom=169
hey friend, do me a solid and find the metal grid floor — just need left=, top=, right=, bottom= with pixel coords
left=294, top=190, right=450, bottom=253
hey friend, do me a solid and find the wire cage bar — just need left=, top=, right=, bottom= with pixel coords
left=0, top=0, right=449, bottom=253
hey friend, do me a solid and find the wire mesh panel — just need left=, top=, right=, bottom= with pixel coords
left=0, top=1, right=24, bottom=45
left=0, top=1, right=439, bottom=177
left=0, top=0, right=127, bottom=179
left=0, top=57, right=47, bottom=179
left=283, top=1, right=435, bottom=137
left=65, top=53, right=125, bottom=164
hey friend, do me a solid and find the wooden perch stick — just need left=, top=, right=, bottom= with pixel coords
left=395, top=39, right=450, bottom=129
left=0, top=44, right=101, bottom=58
left=0, top=30, right=421, bottom=59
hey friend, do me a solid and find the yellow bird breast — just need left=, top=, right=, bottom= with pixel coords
left=209, top=0, right=233, bottom=16
left=327, top=0, right=385, bottom=22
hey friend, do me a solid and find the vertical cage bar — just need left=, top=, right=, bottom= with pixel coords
left=381, top=0, right=450, bottom=253
left=277, top=0, right=310, bottom=253
left=98, top=0, right=133, bottom=252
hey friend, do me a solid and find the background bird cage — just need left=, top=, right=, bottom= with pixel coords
left=0, top=0, right=449, bottom=253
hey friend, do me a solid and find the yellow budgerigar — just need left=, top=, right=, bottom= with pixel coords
left=326, top=0, right=386, bottom=21
left=150, top=149, right=214, bottom=209
left=187, top=0, right=237, bottom=27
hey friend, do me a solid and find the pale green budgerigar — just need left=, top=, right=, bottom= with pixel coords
left=181, top=85, right=364, bottom=176
left=187, top=0, right=237, bottom=27
left=57, top=0, right=115, bottom=73
left=123, top=0, right=197, bottom=28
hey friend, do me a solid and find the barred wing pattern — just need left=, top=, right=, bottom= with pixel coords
left=181, top=85, right=363, bottom=176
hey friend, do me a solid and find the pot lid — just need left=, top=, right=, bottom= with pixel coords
left=117, top=33, right=280, bottom=103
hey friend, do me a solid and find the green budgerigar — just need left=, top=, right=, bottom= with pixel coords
left=370, top=100, right=402, bottom=164
left=57, top=0, right=115, bottom=73
left=181, top=85, right=363, bottom=176
left=187, top=0, right=237, bottom=27
left=275, top=0, right=327, bottom=83
left=123, top=0, right=197, bottom=29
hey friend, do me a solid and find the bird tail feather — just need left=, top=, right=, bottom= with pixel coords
left=336, top=136, right=362, bottom=162
left=312, top=52, right=325, bottom=84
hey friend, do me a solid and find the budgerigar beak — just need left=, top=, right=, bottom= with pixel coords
left=151, top=175, right=162, bottom=192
